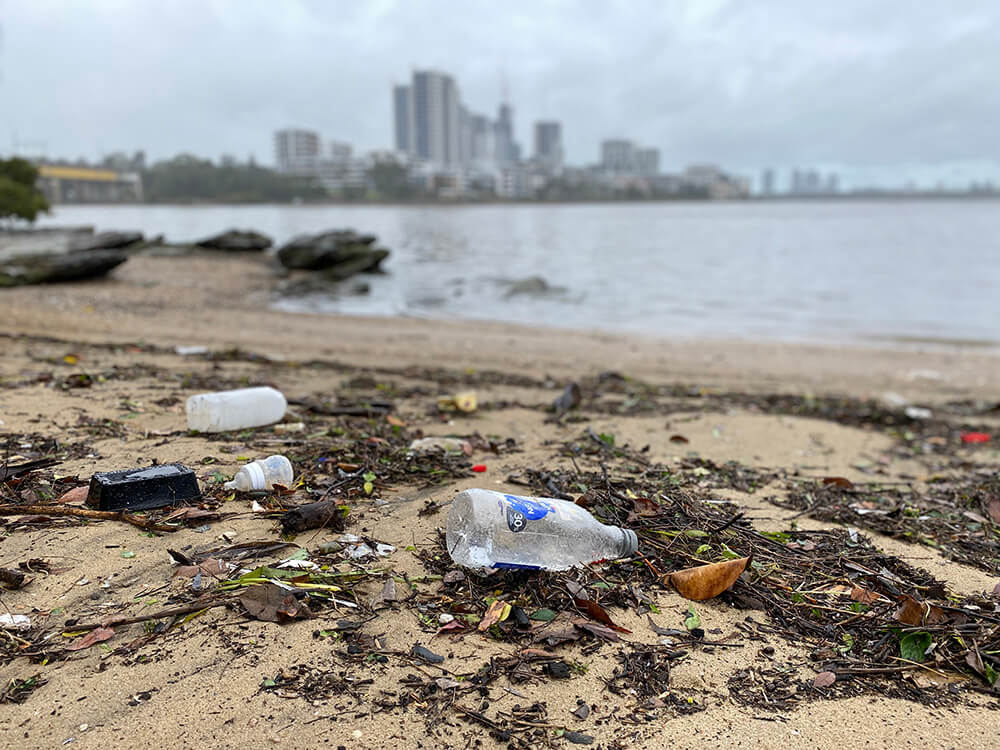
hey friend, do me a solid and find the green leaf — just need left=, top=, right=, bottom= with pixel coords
left=363, top=471, right=376, bottom=482
left=899, top=631, right=932, bottom=663
left=684, top=605, right=701, bottom=631
left=985, top=662, right=998, bottom=687
left=719, top=543, right=741, bottom=560
left=120, top=550, right=136, bottom=559
left=591, top=582, right=611, bottom=591
left=261, top=678, right=277, bottom=688
left=286, top=547, right=309, bottom=561
left=683, top=529, right=710, bottom=538
left=695, top=543, right=712, bottom=555
left=529, top=608, right=557, bottom=622
left=598, top=432, right=615, bottom=447
left=363, top=481, right=374, bottom=495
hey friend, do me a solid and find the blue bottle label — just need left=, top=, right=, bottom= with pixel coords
left=503, top=494, right=555, bottom=533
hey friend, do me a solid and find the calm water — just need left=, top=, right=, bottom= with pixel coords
left=39, top=201, right=1000, bottom=346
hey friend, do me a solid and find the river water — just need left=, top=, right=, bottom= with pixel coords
left=38, top=200, right=1000, bottom=346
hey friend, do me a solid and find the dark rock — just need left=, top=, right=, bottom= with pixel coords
left=502, top=275, right=567, bottom=298
left=277, top=230, right=384, bottom=271
left=69, top=230, right=144, bottom=252
left=318, top=248, right=390, bottom=282
left=0, top=250, right=127, bottom=286
left=410, top=644, right=445, bottom=664
left=195, top=229, right=272, bottom=252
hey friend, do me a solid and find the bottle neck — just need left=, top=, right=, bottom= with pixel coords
left=618, top=528, right=638, bottom=557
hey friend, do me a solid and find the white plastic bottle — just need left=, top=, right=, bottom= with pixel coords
left=446, top=488, right=638, bottom=572
left=186, top=387, right=287, bottom=432
left=223, top=455, right=294, bottom=491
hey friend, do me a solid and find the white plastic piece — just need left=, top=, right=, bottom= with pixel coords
left=223, top=455, right=294, bottom=491
left=186, top=387, right=287, bottom=433
left=446, top=488, right=638, bottom=573
left=0, top=613, right=31, bottom=631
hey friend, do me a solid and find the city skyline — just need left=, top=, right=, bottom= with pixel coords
left=4, top=2, right=1000, bottom=190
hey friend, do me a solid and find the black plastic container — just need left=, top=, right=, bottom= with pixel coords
left=87, top=463, right=201, bottom=511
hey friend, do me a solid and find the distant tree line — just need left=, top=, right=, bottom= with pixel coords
left=141, top=155, right=326, bottom=203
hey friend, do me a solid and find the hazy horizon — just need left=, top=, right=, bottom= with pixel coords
left=3, top=0, right=999, bottom=188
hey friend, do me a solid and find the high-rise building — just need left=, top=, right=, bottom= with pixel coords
left=601, top=139, right=635, bottom=174
left=393, top=85, right=413, bottom=154
left=468, top=114, right=492, bottom=162
left=495, top=102, right=517, bottom=166
left=274, top=129, right=321, bottom=173
left=533, top=121, right=563, bottom=172
left=634, top=148, right=660, bottom=176
left=410, top=70, right=462, bottom=166
left=761, top=168, right=776, bottom=195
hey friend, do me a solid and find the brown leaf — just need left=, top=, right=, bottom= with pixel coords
left=813, top=671, right=836, bottom=688
left=573, top=597, right=631, bottom=633
left=631, top=497, right=661, bottom=517
left=533, top=624, right=582, bottom=647
left=435, top=620, right=466, bottom=636
left=442, top=569, right=465, bottom=585
left=386, top=415, right=407, bottom=427
left=240, top=583, right=313, bottom=623
left=57, top=486, right=90, bottom=506
left=173, top=559, right=228, bottom=579
left=893, top=594, right=949, bottom=626
left=66, top=626, right=114, bottom=651
left=669, top=434, right=689, bottom=444
left=478, top=599, right=509, bottom=631
left=986, top=499, right=1000, bottom=525
left=573, top=619, right=621, bottom=642
left=823, top=477, right=854, bottom=489
left=993, top=581, right=1000, bottom=597
left=850, top=587, right=880, bottom=604
left=668, top=556, right=750, bottom=601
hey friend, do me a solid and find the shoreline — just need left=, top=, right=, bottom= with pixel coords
left=1, top=252, right=999, bottom=400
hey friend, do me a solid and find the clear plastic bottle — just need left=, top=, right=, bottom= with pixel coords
left=446, top=488, right=638, bottom=572
left=223, top=455, right=294, bottom=491
left=186, top=387, right=287, bottom=432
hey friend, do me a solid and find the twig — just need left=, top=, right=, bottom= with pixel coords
left=0, top=503, right=180, bottom=532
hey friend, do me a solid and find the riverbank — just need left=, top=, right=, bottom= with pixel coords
left=1, top=253, right=999, bottom=748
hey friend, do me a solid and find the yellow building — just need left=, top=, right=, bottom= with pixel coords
left=36, top=164, right=143, bottom=203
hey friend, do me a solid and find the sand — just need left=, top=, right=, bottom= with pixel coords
left=0, top=252, right=998, bottom=749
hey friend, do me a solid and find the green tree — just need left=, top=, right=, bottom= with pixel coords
left=0, top=158, right=50, bottom=224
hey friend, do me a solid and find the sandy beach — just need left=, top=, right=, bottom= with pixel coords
left=1, top=251, right=999, bottom=749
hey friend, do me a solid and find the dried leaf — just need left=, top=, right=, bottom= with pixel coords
left=478, top=599, right=510, bottom=631
left=173, top=559, right=228, bottom=579
left=574, top=597, right=630, bottom=633
left=812, top=671, right=836, bottom=688
left=386, top=415, right=407, bottom=427
left=986, top=499, right=1000, bottom=525
left=646, top=615, right=684, bottom=637
left=822, top=476, right=854, bottom=489
left=442, top=569, right=466, bottom=585
left=239, top=583, right=313, bottom=623
left=668, top=434, right=689, bottom=444
left=668, top=556, right=750, bottom=601
left=631, top=497, right=661, bottom=517
left=850, top=587, right=880, bottom=604
left=66, top=626, right=114, bottom=651
left=57, top=486, right=89, bottom=506
left=573, top=619, right=620, bottom=642
left=894, top=594, right=948, bottom=626
left=435, top=677, right=461, bottom=690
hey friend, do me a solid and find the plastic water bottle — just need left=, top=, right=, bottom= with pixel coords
left=446, top=489, right=638, bottom=572
left=186, top=387, right=287, bottom=432
left=223, top=455, right=294, bottom=491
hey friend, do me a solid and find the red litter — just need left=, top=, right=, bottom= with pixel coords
left=472, top=464, right=487, bottom=473
left=961, top=432, right=991, bottom=444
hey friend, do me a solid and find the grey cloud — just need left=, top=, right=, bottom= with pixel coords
left=2, top=0, right=998, bottom=181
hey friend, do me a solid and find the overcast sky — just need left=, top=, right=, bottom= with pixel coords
left=3, top=0, right=999, bottom=187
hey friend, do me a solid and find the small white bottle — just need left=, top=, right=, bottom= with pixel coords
left=223, top=455, right=294, bottom=491
left=446, top=488, right=638, bottom=573
left=186, top=387, right=287, bottom=432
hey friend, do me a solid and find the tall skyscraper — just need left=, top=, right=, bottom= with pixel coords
left=409, top=70, right=461, bottom=166
left=495, top=102, right=522, bottom=166
left=533, top=121, right=563, bottom=171
left=393, top=85, right=413, bottom=154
